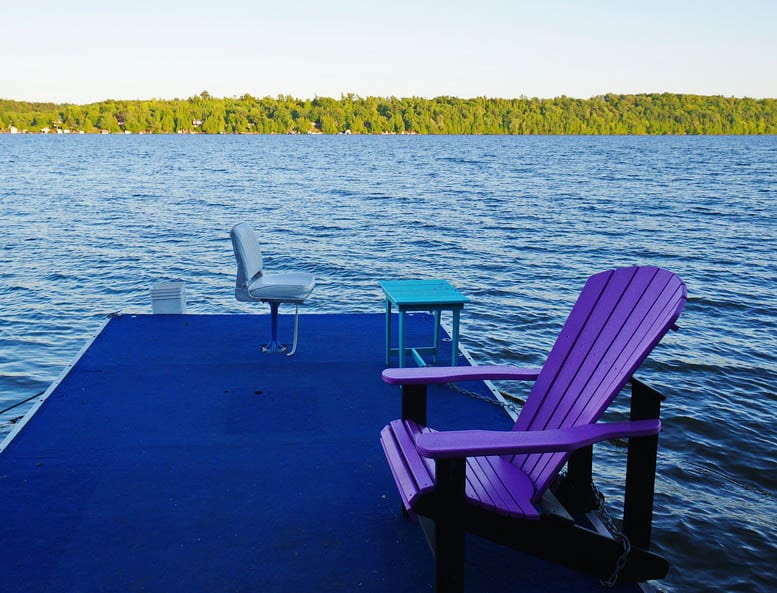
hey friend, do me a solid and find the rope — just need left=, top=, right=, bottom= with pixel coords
left=0, top=391, right=44, bottom=416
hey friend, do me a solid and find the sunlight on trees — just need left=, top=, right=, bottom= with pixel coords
left=1, top=94, right=775, bottom=135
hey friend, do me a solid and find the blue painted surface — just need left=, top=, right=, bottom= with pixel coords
left=0, top=313, right=639, bottom=593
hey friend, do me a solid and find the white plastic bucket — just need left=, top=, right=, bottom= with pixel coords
left=151, top=282, right=186, bottom=314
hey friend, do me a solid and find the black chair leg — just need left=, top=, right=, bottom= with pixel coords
left=434, top=519, right=465, bottom=593
left=432, top=458, right=466, bottom=593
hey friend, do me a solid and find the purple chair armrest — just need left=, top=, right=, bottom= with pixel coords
left=382, top=365, right=542, bottom=385
left=415, top=419, right=661, bottom=459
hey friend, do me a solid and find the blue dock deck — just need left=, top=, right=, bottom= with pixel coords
left=1, top=313, right=637, bottom=592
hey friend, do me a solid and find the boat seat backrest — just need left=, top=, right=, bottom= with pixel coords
left=230, top=222, right=264, bottom=288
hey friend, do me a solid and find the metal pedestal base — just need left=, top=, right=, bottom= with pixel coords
left=262, top=302, right=300, bottom=356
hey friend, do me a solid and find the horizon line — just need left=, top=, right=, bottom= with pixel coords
left=3, top=91, right=776, bottom=106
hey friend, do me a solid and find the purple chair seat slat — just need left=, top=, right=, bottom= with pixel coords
left=463, top=456, right=513, bottom=514
left=380, top=421, right=435, bottom=510
left=379, top=426, right=416, bottom=510
left=393, top=421, right=434, bottom=484
left=464, top=455, right=539, bottom=519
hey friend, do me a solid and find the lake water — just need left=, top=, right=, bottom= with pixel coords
left=1, top=134, right=775, bottom=593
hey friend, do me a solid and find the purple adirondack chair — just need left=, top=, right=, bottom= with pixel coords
left=380, top=266, right=687, bottom=592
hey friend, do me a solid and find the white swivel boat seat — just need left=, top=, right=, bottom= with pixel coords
left=230, top=222, right=315, bottom=355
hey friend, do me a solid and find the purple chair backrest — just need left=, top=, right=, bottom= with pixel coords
left=511, top=266, right=687, bottom=501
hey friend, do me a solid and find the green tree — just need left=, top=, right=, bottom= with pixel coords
left=319, top=114, right=338, bottom=134
left=0, top=93, right=776, bottom=135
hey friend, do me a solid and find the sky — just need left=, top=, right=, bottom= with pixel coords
left=1, top=0, right=776, bottom=104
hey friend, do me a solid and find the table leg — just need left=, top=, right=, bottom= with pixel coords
left=451, top=309, right=461, bottom=366
left=433, top=309, right=440, bottom=364
left=399, top=309, right=406, bottom=368
left=385, top=299, right=392, bottom=365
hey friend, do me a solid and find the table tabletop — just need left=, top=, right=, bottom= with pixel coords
left=379, top=279, right=468, bottom=307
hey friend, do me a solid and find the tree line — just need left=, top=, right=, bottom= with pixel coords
left=1, top=92, right=775, bottom=135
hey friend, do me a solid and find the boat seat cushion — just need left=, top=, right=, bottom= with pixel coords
left=247, top=271, right=316, bottom=303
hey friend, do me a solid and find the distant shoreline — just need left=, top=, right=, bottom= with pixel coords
left=3, top=130, right=776, bottom=137
left=2, top=93, right=776, bottom=135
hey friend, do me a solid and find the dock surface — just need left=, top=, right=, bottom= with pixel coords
left=1, top=313, right=632, bottom=592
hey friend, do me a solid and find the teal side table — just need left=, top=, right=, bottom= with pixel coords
left=379, top=279, right=468, bottom=368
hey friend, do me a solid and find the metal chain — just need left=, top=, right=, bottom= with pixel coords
left=445, top=382, right=524, bottom=415
left=592, top=483, right=632, bottom=587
